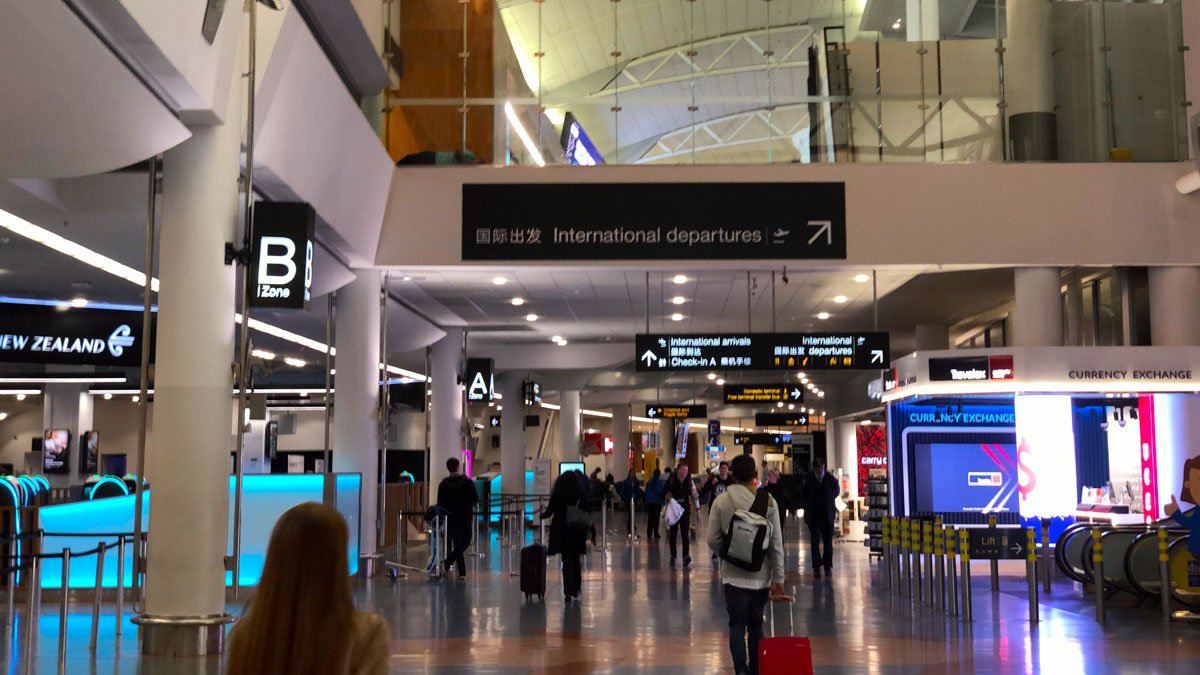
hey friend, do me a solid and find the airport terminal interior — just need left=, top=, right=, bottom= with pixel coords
left=4, top=0, right=1200, bottom=673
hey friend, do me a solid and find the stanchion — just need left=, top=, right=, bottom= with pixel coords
left=1158, top=528, right=1172, bottom=624
left=628, top=498, right=639, bottom=542
left=58, top=549, right=71, bottom=664
left=882, top=517, right=892, bottom=591
left=1092, top=529, right=1105, bottom=625
left=988, top=515, right=999, bottom=593
left=23, top=555, right=40, bottom=671
left=922, top=520, right=934, bottom=606
left=115, top=536, right=126, bottom=636
left=913, top=520, right=923, bottom=602
left=1041, top=518, right=1052, bottom=594
left=601, top=502, right=609, bottom=551
left=946, top=526, right=959, bottom=617
left=540, top=499, right=548, bottom=547
left=934, top=518, right=945, bottom=612
left=1025, top=528, right=1039, bottom=624
left=5, top=536, right=14, bottom=627
left=904, top=519, right=914, bottom=597
left=90, top=543, right=106, bottom=650
left=959, top=530, right=972, bottom=622
left=894, top=517, right=903, bottom=592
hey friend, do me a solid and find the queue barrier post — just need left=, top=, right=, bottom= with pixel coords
left=115, top=536, right=126, bottom=636
left=1041, top=518, right=1052, bottom=594
left=58, top=549, right=70, bottom=665
left=947, top=526, right=959, bottom=617
left=1158, top=528, right=1172, bottom=624
left=601, top=501, right=608, bottom=552
left=23, top=555, right=40, bottom=672
left=988, top=515, right=999, bottom=593
left=5, top=536, right=14, bottom=627
left=923, top=520, right=934, bottom=606
left=1026, top=528, right=1039, bottom=624
left=90, top=542, right=106, bottom=651
left=540, top=499, right=548, bottom=547
left=959, top=529, right=972, bottom=622
left=628, top=498, right=639, bottom=542
left=913, top=520, right=923, bottom=602
left=882, top=517, right=892, bottom=592
left=1092, top=529, right=1105, bottom=625
left=934, top=518, right=945, bottom=612
left=895, top=518, right=904, bottom=593
left=899, top=519, right=909, bottom=596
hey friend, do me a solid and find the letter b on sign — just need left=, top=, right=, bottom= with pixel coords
left=249, top=202, right=316, bottom=310
left=258, top=236, right=297, bottom=286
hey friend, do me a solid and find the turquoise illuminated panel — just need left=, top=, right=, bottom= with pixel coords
left=38, top=474, right=361, bottom=589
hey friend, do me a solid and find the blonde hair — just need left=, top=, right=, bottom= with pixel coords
left=226, top=503, right=355, bottom=675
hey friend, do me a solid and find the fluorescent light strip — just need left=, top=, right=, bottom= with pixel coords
left=0, top=297, right=155, bottom=313
left=0, top=390, right=41, bottom=396
left=0, top=377, right=126, bottom=384
left=504, top=102, right=546, bottom=166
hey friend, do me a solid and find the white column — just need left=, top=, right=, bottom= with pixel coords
left=1150, top=267, right=1200, bottom=346
left=333, top=270, right=382, bottom=556
left=913, top=324, right=949, bottom=351
left=559, top=390, right=581, bottom=462
left=143, top=51, right=241, bottom=637
left=1012, top=267, right=1063, bottom=347
left=429, top=328, right=463, bottom=485
left=498, top=374, right=526, bottom=497
left=1006, top=0, right=1057, bottom=160
left=660, top=419, right=676, bottom=468
left=610, top=405, right=631, bottom=477
left=905, top=0, right=939, bottom=42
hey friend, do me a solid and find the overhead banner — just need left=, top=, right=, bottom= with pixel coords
left=0, top=304, right=154, bottom=368
left=645, top=404, right=707, bottom=419
left=735, top=432, right=792, bottom=446
left=724, top=384, right=804, bottom=404
left=249, top=202, right=316, bottom=309
left=465, top=358, right=494, bottom=402
left=636, top=332, right=889, bottom=372
left=929, top=355, right=1014, bottom=382
left=754, top=412, right=809, bottom=427
left=462, top=182, right=846, bottom=261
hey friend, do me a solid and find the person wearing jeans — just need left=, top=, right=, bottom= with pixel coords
left=644, top=469, right=666, bottom=539
left=706, top=455, right=787, bottom=675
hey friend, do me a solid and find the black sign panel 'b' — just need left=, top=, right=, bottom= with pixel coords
left=250, top=202, right=316, bottom=310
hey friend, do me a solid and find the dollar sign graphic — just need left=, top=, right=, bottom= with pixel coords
left=1017, top=437, right=1037, bottom=501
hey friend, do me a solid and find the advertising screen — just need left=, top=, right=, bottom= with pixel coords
left=43, top=429, right=71, bottom=474
left=80, top=431, right=99, bottom=474
left=912, top=441, right=1018, bottom=514
left=559, top=461, right=585, bottom=476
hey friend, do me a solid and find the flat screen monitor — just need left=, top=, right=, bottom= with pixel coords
left=559, top=461, right=585, bottom=476
left=43, top=429, right=71, bottom=474
left=80, top=431, right=99, bottom=474
left=911, top=438, right=1018, bottom=514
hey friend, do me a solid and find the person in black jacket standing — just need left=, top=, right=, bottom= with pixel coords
left=664, top=464, right=699, bottom=567
left=540, top=470, right=590, bottom=601
left=803, top=458, right=840, bottom=577
left=437, top=458, right=479, bottom=579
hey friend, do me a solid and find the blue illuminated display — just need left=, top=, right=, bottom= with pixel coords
left=560, top=113, right=604, bottom=166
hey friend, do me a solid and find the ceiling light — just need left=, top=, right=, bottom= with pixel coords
left=132, top=395, right=140, bottom=403
left=511, top=297, right=526, bottom=306
left=671, top=296, right=686, bottom=305
left=15, top=394, right=25, bottom=401
left=776, top=401, right=784, bottom=408
left=283, top=357, right=306, bottom=368
left=0, top=413, right=6, bottom=422
left=103, top=393, right=113, bottom=400
left=524, top=314, right=538, bottom=322
left=70, top=297, right=88, bottom=308
left=833, top=295, right=848, bottom=304
left=401, top=276, right=412, bottom=282
left=818, top=392, right=826, bottom=398
left=670, top=313, right=684, bottom=322
left=672, top=274, right=688, bottom=285
left=892, top=19, right=902, bottom=29
left=492, top=276, right=507, bottom=286
left=503, top=101, right=546, bottom=166
left=861, top=419, right=872, bottom=426
left=557, top=339, right=568, bottom=346
left=854, top=274, right=870, bottom=283
left=0, top=377, right=126, bottom=384
left=551, top=335, right=562, bottom=342
left=251, top=349, right=276, bottom=360
left=707, top=373, right=717, bottom=380
left=716, top=378, right=725, bottom=386
left=817, top=312, right=830, bottom=320
left=788, top=404, right=795, bottom=410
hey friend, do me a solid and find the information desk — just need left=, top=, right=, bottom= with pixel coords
left=36, top=473, right=361, bottom=589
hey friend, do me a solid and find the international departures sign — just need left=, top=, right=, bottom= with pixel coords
left=462, top=183, right=846, bottom=261
left=636, top=333, right=889, bottom=372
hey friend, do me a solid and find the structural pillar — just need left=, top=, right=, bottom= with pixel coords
left=332, top=271, right=382, bottom=557
left=41, top=384, right=91, bottom=486
left=559, top=390, right=581, bottom=463
left=429, top=328, right=464, bottom=486
left=661, top=419, right=676, bottom=469
left=498, top=373, right=526, bottom=497
left=1149, top=267, right=1200, bottom=345
left=141, top=46, right=242, bottom=655
left=1006, top=0, right=1057, bottom=160
left=610, top=405, right=631, bottom=477
left=905, top=0, right=939, bottom=42
left=913, top=324, right=950, bottom=351
left=1012, top=268, right=1063, bottom=347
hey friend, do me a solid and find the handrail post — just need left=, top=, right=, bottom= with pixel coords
left=1026, top=528, right=1039, bottom=624
left=959, top=529, right=972, bottom=622
left=90, top=542, right=106, bottom=650
left=934, top=518, right=945, bottom=611
left=1158, top=528, right=1171, bottom=624
left=923, top=520, right=934, bottom=606
left=115, top=536, right=126, bottom=636
left=947, top=527, right=959, bottom=617
left=1092, top=529, right=1105, bottom=625
left=58, top=549, right=70, bottom=665
left=988, top=515, right=999, bottom=592
left=23, top=555, right=39, bottom=675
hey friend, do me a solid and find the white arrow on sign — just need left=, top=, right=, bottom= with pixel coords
left=647, top=408, right=658, bottom=418
left=1010, top=542, right=1024, bottom=556
left=790, top=388, right=802, bottom=400
left=871, top=349, right=884, bottom=364
left=641, top=349, right=659, bottom=367
left=807, top=220, right=833, bottom=246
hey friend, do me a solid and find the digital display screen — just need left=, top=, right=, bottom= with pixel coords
left=912, top=442, right=1018, bottom=514
left=559, top=461, right=585, bottom=476
left=43, top=429, right=71, bottom=473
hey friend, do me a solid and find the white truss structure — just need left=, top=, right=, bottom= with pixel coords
left=637, top=104, right=812, bottom=163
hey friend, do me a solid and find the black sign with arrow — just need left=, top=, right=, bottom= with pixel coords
left=487, top=415, right=501, bottom=429
left=724, top=384, right=804, bottom=404
left=644, top=404, right=708, bottom=419
left=636, top=332, right=890, bottom=372
left=968, top=528, right=1027, bottom=560
left=462, top=183, right=846, bottom=261
left=754, top=412, right=809, bottom=427
left=734, top=432, right=793, bottom=446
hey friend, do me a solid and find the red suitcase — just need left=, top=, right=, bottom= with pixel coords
left=759, top=599, right=813, bottom=675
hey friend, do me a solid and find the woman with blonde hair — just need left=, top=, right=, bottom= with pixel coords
left=226, top=502, right=390, bottom=675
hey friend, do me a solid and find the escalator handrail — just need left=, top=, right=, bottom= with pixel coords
left=1098, top=528, right=1146, bottom=595
left=1124, top=528, right=1190, bottom=600
left=1055, top=523, right=1094, bottom=584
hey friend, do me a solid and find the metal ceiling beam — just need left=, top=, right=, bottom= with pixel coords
left=635, top=104, right=812, bottom=164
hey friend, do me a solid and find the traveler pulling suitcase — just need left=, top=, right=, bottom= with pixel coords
left=520, top=543, right=547, bottom=601
left=759, top=599, right=813, bottom=675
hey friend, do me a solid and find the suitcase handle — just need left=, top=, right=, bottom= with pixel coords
left=767, top=597, right=795, bottom=638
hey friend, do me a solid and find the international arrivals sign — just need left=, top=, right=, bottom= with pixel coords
left=0, top=304, right=154, bottom=368
left=636, top=332, right=889, bottom=372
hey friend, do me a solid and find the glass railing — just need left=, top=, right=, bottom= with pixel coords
left=384, top=0, right=1189, bottom=166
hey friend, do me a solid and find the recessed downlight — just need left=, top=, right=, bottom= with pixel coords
left=525, top=313, right=538, bottom=322
left=716, top=378, right=725, bottom=385
left=671, top=296, right=686, bottom=305
left=672, top=274, right=688, bottom=285
left=670, top=313, right=684, bottom=322
left=833, top=295, right=848, bottom=304
left=492, top=276, right=507, bottom=286
left=511, top=297, right=526, bottom=306
left=817, top=312, right=831, bottom=320
left=70, top=297, right=88, bottom=308
left=551, top=335, right=563, bottom=342
left=854, top=274, right=870, bottom=283
left=707, top=373, right=717, bottom=380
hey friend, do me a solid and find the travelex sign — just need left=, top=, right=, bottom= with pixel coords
left=0, top=304, right=152, bottom=368
left=461, top=183, right=846, bottom=261
left=250, top=202, right=316, bottom=309
left=636, top=332, right=889, bottom=372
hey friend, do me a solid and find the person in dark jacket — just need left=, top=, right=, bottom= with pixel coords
left=436, top=458, right=479, bottom=579
left=644, top=470, right=666, bottom=539
left=699, top=461, right=736, bottom=506
left=616, top=469, right=644, bottom=534
left=664, top=464, right=699, bottom=567
left=803, top=458, right=840, bottom=577
left=540, top=470, right=590, bottom=601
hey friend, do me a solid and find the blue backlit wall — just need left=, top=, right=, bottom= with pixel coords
left=37, top=474, right=361, bottom=589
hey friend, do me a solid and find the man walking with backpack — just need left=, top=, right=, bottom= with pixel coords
left=437, top=457, right=479, bottom=579
left=707, top=454, right=788, bottom=675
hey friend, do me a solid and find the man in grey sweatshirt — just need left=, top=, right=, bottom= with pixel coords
left=706, top=454, right=788, bottom=675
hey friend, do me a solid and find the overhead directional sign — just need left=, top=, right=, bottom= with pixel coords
left=754, top=412, right=809, bottom=427
left=462, top=183, right=846, bottom=261
left=465, top=358, right=494, bottom=402
left=968, top=528, right=1027, bottom=560
left=636, top=332, right=890, bottom=372
left=488, top=415, right=501, bottom=429
left=644, top=404, right=708, bottom=419
left=724, top=384, right=803, bottom=404
left=734, top=432, right=793, bottom=446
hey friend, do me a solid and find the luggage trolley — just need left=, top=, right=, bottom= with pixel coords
left=386, top=505, right=449, bottom=581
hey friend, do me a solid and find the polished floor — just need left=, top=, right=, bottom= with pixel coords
left=4, top=514, right=1200, bottom=674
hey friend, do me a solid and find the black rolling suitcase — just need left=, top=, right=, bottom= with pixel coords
left=520, top=543, right=547, bottom=601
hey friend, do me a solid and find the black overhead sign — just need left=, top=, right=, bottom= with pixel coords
left=929, top=355, right=1015, bottom=382
left=968, top=528, right=1028, bottom=560
left=755, top=412, right=809, bottom=427
left=0, top=304, right=154, bottom=368
left=734, top=432, right=793, bottom=446
left=462, top=183, right=846, bottom=261
left=724, top=384, right=803, bottom=404
left=645, top=404, right=707, bottom=419
left=636, top=333, right=889, bottom=372
left=465, top=358, right=494, bottom=402
left=249, top=202, right=315, bottom=310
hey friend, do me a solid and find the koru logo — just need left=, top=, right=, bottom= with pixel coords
left=107, top=325, right=135, bottom=357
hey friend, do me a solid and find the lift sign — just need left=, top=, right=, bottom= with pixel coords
left=250, top=202, right=316, bottom=310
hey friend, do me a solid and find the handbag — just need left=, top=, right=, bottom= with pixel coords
left=565, top=503, right=592, bottom=532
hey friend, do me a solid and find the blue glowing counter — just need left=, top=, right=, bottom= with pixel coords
left=37, top=473, right=361, bottom=589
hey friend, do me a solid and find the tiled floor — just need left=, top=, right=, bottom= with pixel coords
left=4, top=516, right=1199, bottom=673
